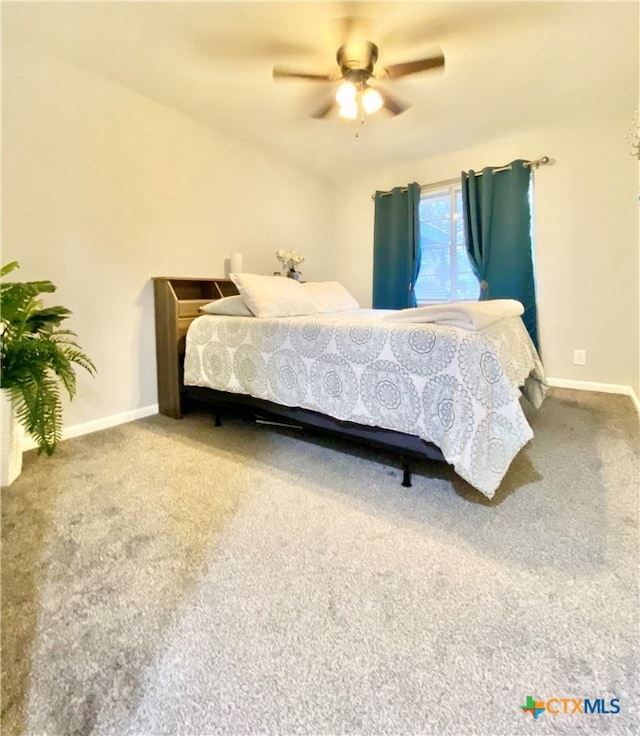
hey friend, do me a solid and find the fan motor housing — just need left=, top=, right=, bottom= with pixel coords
left=336, top=41, right=378, bottom=79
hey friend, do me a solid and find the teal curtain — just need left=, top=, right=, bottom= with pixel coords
left=372, top=183, right=421, bottom=309
left=461, top=160, right=539, bottom=349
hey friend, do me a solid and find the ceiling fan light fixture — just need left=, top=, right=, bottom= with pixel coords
left=273, top=35, right=444, bottom=121
left=335, top=81, right=357, bottom=106
left=362, top=87, right=383, bottom=114
left=339, top=100, right=358, bottom=119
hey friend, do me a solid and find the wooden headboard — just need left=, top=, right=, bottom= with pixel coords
left=152, top=277, right=239, bottom=418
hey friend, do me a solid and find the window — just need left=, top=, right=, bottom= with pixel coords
left=415, top=182, right=478, bottom=303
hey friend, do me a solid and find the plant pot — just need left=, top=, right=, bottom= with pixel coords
left=1, top=389, right=23, bottom=486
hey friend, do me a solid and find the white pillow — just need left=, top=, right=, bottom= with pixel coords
left=200, top=295, right=254, bottom=317
left=230, top=273, right=318, bottom=318
left=302, top=281, right=360, bottom=313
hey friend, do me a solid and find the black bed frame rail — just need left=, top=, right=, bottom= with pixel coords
left=184, top=387, right=446, bottom=487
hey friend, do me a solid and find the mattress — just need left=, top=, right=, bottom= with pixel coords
left=184, top=309, right=546, bottom=498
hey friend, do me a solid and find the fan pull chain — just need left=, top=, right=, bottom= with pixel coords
left=355, top=88, right=365, bottom=137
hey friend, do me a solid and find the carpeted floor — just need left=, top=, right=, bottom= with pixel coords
left=1, top=388, right=638, bottom=735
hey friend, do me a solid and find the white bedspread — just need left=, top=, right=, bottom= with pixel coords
left=184, top=310, right=546, bottom=498
left=382, top=299, right=524, bottom=330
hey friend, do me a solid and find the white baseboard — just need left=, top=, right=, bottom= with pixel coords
left=22, top=404, right=159, bottom=452
left=546, top=377, right=640, bottom=414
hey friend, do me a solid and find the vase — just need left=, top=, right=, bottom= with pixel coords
left=1, top=389, right=24, bottom=486
left=287, top=269, right=301, bottom=280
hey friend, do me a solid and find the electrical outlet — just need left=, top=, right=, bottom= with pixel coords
left=573, top=349, right=587, bottom=366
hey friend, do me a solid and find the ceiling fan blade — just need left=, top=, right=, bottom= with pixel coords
left=383, top=53, right=445, bottom=79
left=273, top=65, right=334, bottom=82
left=377, top=87, right=409, bottom=117
left=310, top=96, right=336, bottom=120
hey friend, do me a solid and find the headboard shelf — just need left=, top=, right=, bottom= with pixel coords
left=152, top=277, right=239, bottom=418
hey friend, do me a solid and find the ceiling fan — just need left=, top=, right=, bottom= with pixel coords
left=272, top=37, right=445, bottom=120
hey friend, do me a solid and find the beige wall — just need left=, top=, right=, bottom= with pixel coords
left=2, top=42, right=335, bottom=431
left=332, top=113, right=640, bottom=398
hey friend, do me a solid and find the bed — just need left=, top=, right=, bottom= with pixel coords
left=180, top=277, right=546, bottom=499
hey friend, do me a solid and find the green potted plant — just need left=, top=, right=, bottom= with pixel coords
left=1, top=261, right=96, bottom=484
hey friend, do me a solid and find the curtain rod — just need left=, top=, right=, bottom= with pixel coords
left=469, top=155, right=550, bottom=176
left=371, top=156, right=550, bottom=199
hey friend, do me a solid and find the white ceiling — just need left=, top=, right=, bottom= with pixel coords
left=4, top=1, right=638, bottom=179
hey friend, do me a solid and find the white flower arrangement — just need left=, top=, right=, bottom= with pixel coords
left=275, top=250, right=305, bottom=272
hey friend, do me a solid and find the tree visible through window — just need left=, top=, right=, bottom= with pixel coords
left=415, top=183, right=478, bottom=303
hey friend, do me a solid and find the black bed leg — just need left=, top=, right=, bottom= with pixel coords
left=214, top=414, right=222, bottom=427
left=401, top=458, right=412, bottom=488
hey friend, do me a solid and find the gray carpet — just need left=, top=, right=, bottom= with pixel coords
left=1, top=388, right=638, bottom=735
